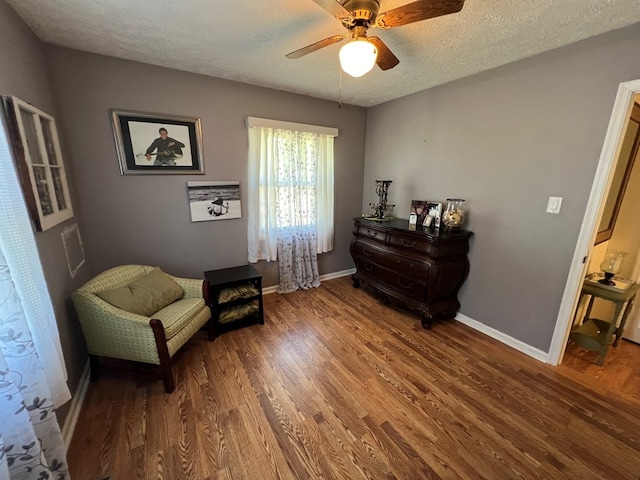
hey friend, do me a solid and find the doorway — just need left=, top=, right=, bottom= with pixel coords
left=547, top=79, right=640, bottom=366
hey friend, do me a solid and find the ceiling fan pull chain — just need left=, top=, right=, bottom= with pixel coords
left=338, top=65, right=343, bottom=109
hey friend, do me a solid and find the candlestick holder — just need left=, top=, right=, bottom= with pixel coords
left=365, top=180, right=395, bottom=221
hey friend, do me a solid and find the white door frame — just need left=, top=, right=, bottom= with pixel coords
left=547, top=79, right=640, bottom=366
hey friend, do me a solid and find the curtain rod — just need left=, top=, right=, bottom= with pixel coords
left=246, top=116, right=339, bottom=137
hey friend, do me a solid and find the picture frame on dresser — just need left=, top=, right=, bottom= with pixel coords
left=410, top=200, right=430, bottom=225
left=2, top=95, right=74, bottom=232
left=111, top=109, right=204, bottom=175
left=410, top=200, right=442, bottom=227
left=426, top=202, right=442, bottom=227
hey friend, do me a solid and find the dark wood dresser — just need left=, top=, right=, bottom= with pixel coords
left=350, top=217, right=473, bottom=329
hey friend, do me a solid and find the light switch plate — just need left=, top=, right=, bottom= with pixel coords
left=546, top=196, right=563, bottom=214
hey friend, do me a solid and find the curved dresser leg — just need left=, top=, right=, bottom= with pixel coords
left=421, top=315, right=433, bottom=330
left=351, top=276, right=361, bottom=288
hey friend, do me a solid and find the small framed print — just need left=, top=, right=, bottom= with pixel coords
left=410, top=200, right=430, bottom=225
left=410, top=200, right=442, bottom=227
left=427, top=202, right=443, bottom=227
left=187, top=181, right=241, bottom=221
left=111, top=109, right=204, bottom=175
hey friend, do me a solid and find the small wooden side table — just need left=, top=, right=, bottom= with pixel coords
left=570, top=279, right=640, bottom=365
left=204, top=265, right=264, bottom=337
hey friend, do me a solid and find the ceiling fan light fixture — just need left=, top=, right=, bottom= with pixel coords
left=339, top=38, right=378, bottom=77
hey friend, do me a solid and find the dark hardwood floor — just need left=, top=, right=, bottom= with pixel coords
left=67, top=276, right=640, bottom=479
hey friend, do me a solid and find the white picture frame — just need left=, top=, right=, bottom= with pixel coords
left=61, top=223, right=85, bottom=278
left=427, top=202, right=443, bottom=228
left=2, top=96, right=74, bottom=232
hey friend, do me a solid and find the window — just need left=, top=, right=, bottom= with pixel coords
left=0, top=106, right=71, bottom=407
left=2, top=96, right=73, bottom=231
left=273, top=132, right=320, bottom=228
left=246, top=117, right=337, bottom=263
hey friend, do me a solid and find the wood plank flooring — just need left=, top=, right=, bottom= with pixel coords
left=67, top=277, right=640, bottom=479
left=560, top=335, right=640, bottom=403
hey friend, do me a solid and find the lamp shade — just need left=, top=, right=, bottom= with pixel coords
left=339, top=39, right=378, bottom=77
left=599, top=249, right=627, bottom=274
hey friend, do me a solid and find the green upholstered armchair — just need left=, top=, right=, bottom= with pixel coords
left=71, top=265, right=212, bottom=393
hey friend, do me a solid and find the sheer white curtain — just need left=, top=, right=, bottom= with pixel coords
left=0, top=121, right=71, bottom=479
left=247, top=119, right=336, bottom=293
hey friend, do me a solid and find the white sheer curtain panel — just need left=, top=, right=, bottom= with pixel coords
left=247, top=126, right=279, bottom=263
left=0, top=120, right=71, bottom=478
left=0, top=120, right=69, bottom=406
left=247, top=120, right=335, bottom=293
left=315, top=135, right=335, bottom=254
left=0, top=251, right=70, bottom=480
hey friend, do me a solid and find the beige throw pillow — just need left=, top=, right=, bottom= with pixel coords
left=96, top=267, right=185, bottom=316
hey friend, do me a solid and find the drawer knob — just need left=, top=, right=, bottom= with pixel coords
left=398, top=279, right=413, bottom=290
left=364, top=263, right=374, bottom=273
left=400, top=239, right=417, bottom=248
left=363, top=248, right=372, bottom=257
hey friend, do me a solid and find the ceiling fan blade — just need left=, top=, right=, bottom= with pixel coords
left=375, top=0, right=464, bottom=28
left=368, top=36, right=399, bottom=71
left=311, top=0, right=352, bottom=20
left=286, top=35, right=346, bottom=59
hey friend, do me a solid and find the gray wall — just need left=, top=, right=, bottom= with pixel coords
left=0, top=0, right=91, bottom=424
left=44, top=47, right=367, bottom=286
left=364, top=23, right=640, bottom=352
left=1, top=1, right=364, bottom=429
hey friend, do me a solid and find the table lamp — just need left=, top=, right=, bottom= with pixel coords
left=598, top=249, right=628, bottom=286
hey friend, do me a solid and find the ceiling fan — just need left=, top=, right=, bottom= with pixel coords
left=286, top=0, right=466, bottom=77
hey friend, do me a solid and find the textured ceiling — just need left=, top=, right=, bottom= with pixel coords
left=7, top=0, right=640, bottom=107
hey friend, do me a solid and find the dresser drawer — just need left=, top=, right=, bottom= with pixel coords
left=352, top=239, right=429, bottom=280
left=353, top=222, right=388, bottom=244
left=354, top=258, right=426, bottom=299
left=386, top=270, right=426, bottom=298
left=387, top=231, right=432, bottom=255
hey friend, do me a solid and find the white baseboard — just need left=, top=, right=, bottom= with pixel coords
left=320, top=267, right=356, bottom=282
left=58, top=268, right=356, bottom=444
left=262, top=267, right=356, bottom=295
left=455, top=313, right=549, bottom=363
left=62, top=360, right=90, bottom=451
left=263, top=270, right=547, bottom=363
left=60, top=280, right=543, bottom=449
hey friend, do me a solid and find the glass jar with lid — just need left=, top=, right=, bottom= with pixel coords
left=442, top=198, right=466, bottom=229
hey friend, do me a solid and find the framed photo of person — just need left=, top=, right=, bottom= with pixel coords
left=410, top=200, right=442, bottom=227
left=111, top=109, right=204, bottom=175
left=410, top=200, right=430, bottom=225
left=426, top=202, right=443, bottom=227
